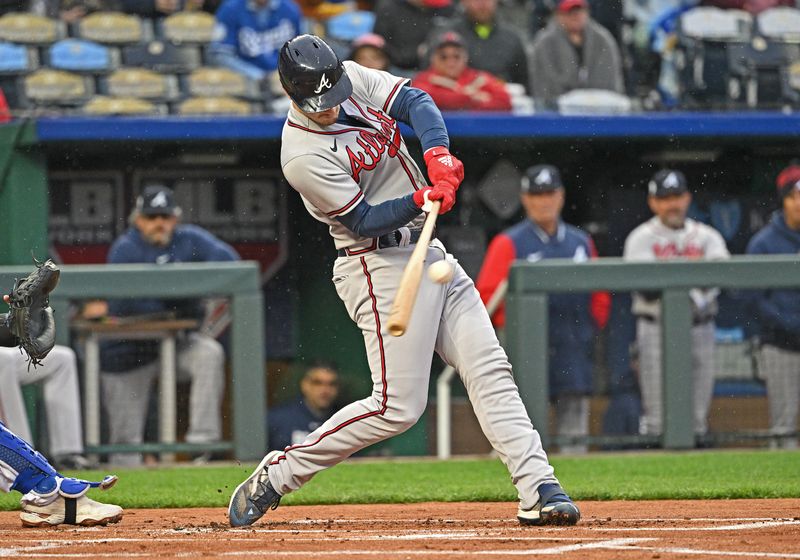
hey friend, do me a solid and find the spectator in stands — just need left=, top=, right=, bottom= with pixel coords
left=529, top=0, right=624, bottom=104
left=746, top=164, right=800, bottom=449
left=413, top=30, right=512, bottom=111
left=267, top=362, right=340, bottom=451
left=91, top=185, right=239, bottom=466
left=208, top=0, right=303, bottom=83
left=348, top=32, right=391, bottom=71
left=440, top=0, right=530, bottom=93
left=0, top=343, right=97, bottom=471
left=373, top=0, right=455, bottom=72
left=476, top=165, right=610, bottom=454
left=623, top=169, right=730, bottom=444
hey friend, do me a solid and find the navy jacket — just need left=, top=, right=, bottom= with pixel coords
left=477, top=220, right=609, bottom=398
left=746, top=211, right=800, bottom=351
left=267, top=399, right=332, bottom=451
left=101, top=224, right=239, bottom=371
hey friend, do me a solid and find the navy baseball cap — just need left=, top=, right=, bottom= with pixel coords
left=521, top=165, right=563, bottom=193
left=648, top=169, right=688, bottom=197
left=135, top=185, right=180, bottom=216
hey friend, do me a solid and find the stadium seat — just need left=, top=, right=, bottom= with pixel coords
left=675, top=7, right=753, bottom=108
left=0, top=13, right=64, bottom=45
left=83, top=95, right=163, bottom=115
left=21, top=69, right=94, bottom=106
left=123, top=41, right=201, bottom=74
left=756, top=7, right=800, bottom=43
left=556, top=89, right=633, bottom=115
left=728, top=41, right=800, bottom=108
left=679, top=7, right=752, bottom=42
left=77, top=12, right=149, bottom=45
left=0, top=42, right=38, bottom=75
left=176, top=96, right=255, bottom=115
left=184, top=67, right=260, bottom=99
left=103, top=68, right=179, bottom=101
left=325, top=10, right=375, bottom=42
left=47, top=39, right=119, bottom=73
left=160, top=11, right=216, bottom=45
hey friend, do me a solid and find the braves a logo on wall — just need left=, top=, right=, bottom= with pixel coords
left=346, top=109, right=402, bottom=183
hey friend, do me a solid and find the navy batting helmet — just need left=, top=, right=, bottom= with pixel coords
left=278, top=34, right=353, bottom=113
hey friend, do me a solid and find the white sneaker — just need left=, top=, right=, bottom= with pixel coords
left=21, top=495, right=123, bottom=528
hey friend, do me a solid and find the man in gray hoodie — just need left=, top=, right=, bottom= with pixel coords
left=529, top=0, right=623, bottom=103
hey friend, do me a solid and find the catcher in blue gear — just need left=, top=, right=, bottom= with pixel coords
left=1, top=259, right=123, bottom=527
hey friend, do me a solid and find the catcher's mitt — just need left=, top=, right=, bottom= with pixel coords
left=2, top=258, right=60, bottom=368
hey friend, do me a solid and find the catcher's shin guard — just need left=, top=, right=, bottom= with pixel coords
left=0, top=421, right=116, bottom=495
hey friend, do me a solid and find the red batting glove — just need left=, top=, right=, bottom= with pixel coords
left=412, top=183, right=456, bottom=214
left=424, top=147, right=464, bottom=191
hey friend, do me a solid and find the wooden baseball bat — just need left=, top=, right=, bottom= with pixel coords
left=387, top=200, right=441, bottom=337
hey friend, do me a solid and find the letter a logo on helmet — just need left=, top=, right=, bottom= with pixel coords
left=279, top=35, right=353, bottom=113
left=314, top=74, right=333, bottom=94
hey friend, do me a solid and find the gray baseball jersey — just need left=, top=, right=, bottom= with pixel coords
left=623, top=216, right=730, bottom=436
left=268, top=61, right=561, bottom=512
left=281, top=61, right=426, bottom=252
left=624, top=216, right=730, bottom=318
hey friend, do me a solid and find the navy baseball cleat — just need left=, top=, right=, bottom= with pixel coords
left=517, top=483, right=580, bottom=526
left=228, top=450, right=283, bottom=527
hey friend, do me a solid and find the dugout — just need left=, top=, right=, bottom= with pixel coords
left=1, top=112, right=800, bottom=456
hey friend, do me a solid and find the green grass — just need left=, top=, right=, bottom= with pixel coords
left=2, top=450, right=799, bottom=511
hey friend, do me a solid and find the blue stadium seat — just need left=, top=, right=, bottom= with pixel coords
left=0, top=42, right=38, bottom=74
left=325, top=10, right=375, bottom=43
left=48, top=39, right=118, bottom=73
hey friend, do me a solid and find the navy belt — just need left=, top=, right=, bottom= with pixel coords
left=338, top=228, right=425, bottom=257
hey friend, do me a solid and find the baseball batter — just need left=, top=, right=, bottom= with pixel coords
left=228, top=34, right=580, bottom=528
left=623, top=169, right=729, bottom=440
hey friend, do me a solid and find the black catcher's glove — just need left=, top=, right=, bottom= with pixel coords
left=2, top=258, right=60, bottom=368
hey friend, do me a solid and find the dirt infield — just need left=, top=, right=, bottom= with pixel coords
left=2, top=499, right=799, bottom=559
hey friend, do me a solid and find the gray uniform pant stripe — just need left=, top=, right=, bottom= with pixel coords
left=636, top=319, right=715, bottom=437
left=758, top=344, right=800, bottom=449
left=0, top=345, right=84, bottom=457
left=268, top=242, right=556, bottom=509
left=101, top=332, right=225, bottom=466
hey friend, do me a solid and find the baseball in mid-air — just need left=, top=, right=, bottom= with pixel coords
left=427, top=260, right=454, bottom=284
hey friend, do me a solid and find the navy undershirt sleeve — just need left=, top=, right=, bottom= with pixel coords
left=388, top=86, right=449, bottom=152
left=336, top=195, right=422, bottom=238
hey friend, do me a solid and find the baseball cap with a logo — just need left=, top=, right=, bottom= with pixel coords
left=521, top=164, right=563, bottom=193
left=776, top=164, right=800, bottom=198
left=135, top=185, right=180, bottom=216
left=557, top=0, right=588, bottom=12
left=648, top=169, right=688, bottom=198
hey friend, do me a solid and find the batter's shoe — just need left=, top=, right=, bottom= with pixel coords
left=228, top=450, right=282, bottom=527
left=517, top=483, right=580, bottom=526
left=20, top=495, right=123, bottom=528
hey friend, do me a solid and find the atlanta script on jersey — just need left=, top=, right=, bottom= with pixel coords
left=281, top=61, right=428, bottom=252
